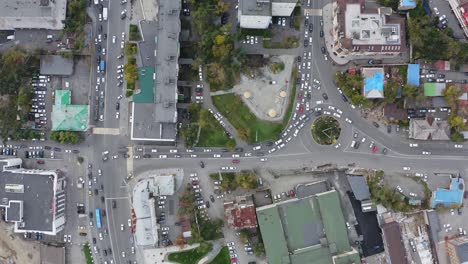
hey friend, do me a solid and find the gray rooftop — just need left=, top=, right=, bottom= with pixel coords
left=296, top=181, right=329, bottom=199
left=0, top=0, right=67, bottom=30
left=458, top=242, right=468, bottom=262
left=0, top=162, right=56, bottom=232
left=6, top=201, right=21, bottom=222
left=40, top=55, right=74, bottom=76
left=132, top=0, right=179, bottom=142
left=347, top=175, right=371, bottom=201
left=425, top=210, right=441, bottom=243
left=241, top=0, right=272, bottom=16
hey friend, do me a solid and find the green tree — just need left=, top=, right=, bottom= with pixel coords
left=402, top=84, right=419, bottom=98
left=443, top=85, right=462, bottom=108
left=448, top=114, right=465, bottom=132
left=124, top=42, right=138, bottom=56
left=50, top=131, right=82, bottom=144
left=383, top=80, right=399, bottom=104
left=253, top=242, right=265, bottom=257
left=124, top=63, right=139, bottom=84
left=236, top=171, right=258, bottom=190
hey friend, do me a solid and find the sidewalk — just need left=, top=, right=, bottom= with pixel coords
left=198, top=239, right=225, bottom=264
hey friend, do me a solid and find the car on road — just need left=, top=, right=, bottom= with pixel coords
left=372, top=145, right=378, bottom=153
left=128, top=219, right=132, bottom=227
left=403, top=167, right=411, bottom=171
left=322, top=93, right=328, bottom=100
left=422, top=151, right=431, bottom=155
left=232, top=159, right=240, bottom=164
left=372, top=122, right=380, bottom=128
left=396, top=185, right=403, bottom=193
left=409, top=143, right=418, bottom=147
left=433, top=7, right=440, bottom=15
left=382, top=148, right=388, bottom=155
left=345, top=118, right=352, bottom=124
left=455, top=144, right=463, bottom=148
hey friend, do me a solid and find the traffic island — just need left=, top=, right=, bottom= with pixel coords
left=311, top=116, right=341, bottom=145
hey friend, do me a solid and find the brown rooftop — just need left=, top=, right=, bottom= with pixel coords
left=382, top=221, right=408, bottom=264
left=224, top=200, right=258, bottom=230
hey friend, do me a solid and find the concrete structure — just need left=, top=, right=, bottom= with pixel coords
left=256, top=188, right=360, bottom=264
left=362, top=67, right=384, bottom=98
left=0, top=0, right=67, bottom=30
left=431, top=177, right=464, bottom=208
left=132, top=175, right=174, bottom=247
left=131, top=0, right=179, bottom=144
left=223, top=195, right=258, bottom=230
left=446, top=236, right=468, bottom=264
left=40, top=55, right=74, bottom=76
left=0, top=158, right=65, bottom=236
left=447, top=0, right=468, bottom=38
left=40, top=244, right=65, bottom=264
left=409, top=117, right=450, bottom=140
left=51, top=90, right=89, bottom=131
left=347, top=175, right=375, bottom=212
left=238, top=0, right=298, bottom=29
left=330, top=0, right=407, bottom=59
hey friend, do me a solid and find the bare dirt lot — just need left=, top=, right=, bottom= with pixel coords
left=0, top=223, right=40, bottom=264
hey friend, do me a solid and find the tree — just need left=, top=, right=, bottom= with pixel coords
left=402, top=84, right=419, bottom=98
left=448, top=113, right=465, bottom=132
left=50, top=131, right=82, bottom=144
left=253, top=242, right=265, bottom=257
left=175, top=236, right=186, bottom=247
left=215, top=1, right=230, bottom=15
left=383, top=80, right=399, bottom=104
left=124, top=63, right=138, bottom=84
left=239, top=229, right=250, bottom=243
left=443, top=85, right=462, bottom=108
left=236, top=171, right=258, bottom=190
left=124, top=42, right=138, bottom=56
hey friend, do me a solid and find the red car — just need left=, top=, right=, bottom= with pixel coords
left=192, top=180, right=199, bottom=185
left=299, top=105, right=304, bottom=113
left=297, top=92, right=302, bottom=99
left=230, top=258, right=238, bottom=263
left=232, top=159, right=240, bottom=164
left=289, top=189, right=295, bottom=197
left=372, top=145, right=378, bottom=153
left=36, top=160, right=45, bottom=165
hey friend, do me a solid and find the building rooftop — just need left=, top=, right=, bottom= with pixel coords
left=381, top=221, right=407, bottom=264
left=362, top=68, right=384, bottom=98
left=409, top=117, right=450, bottom=140
left=0, top=159, right=61, bottom=234
left=424, top=83, right=446, bottom=96
left=51, top=90, right=89, bottom=131
left=0, top=0, right=67, bottom=30
left=347, top=175, right=371, bottom=201
left=40, top=55, right=74, bottom=76
left=131, top=0, right=179, bottom=143
left=240, top=0, right=272, bottom=16
left=256, top=189, right=359, bottom=264
left=448, top=236, right=468, bottom=262
left=224, top=197, right=258, bottom=230
left=432, top=177, right=464, bottom=208
left=39, top=244, right=65, bottom=264
left=134, top=67, right=155, bottom=103
left=407, top=64, right=420, bottom=86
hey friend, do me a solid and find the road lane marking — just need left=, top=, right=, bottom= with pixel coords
left=92, top=127, right=120, bottom=135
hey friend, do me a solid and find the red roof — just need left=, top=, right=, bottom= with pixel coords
left=224, top=201, right=258, bottom=230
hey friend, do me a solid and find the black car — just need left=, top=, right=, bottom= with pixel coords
left=101, top=196, right=105, bottom=203
left=116, top=102, right=120, bottom=110
left=100, top=184, right=104, bottom=191
left=200, top=161, right=205, bottom=168
left=112, top=200, right=116, bottom=209
left=354, top=142, right=360, bottom=149
left=309, top=23, right=313, bottom=32
left=235, top=147, right=244, bottom=152
left=266, top=141, right=274, bottom=146
left=372, top=122, right=380, bottom=128
left=98, top=25, right=103, bottom=32
left=382, top=148, right=388, bottom=155
left=103, top=33, right=107, bottom=40
left=297, top=56, right=301, bottom=62
left=205, top=201, right=210, bottom=208
left=437, top=73, right=445, bottom=78
left=387, top=125, right=391, bottom=133
left=321, top=47, right=326, bottom=54
left=341, top=94, right=348, bottom=102
left=72, top=149, right=80, bottom=154
left=320, top=30, right=324, bottom=37
left=102, top=210, right=106, bottom=217
left=89, top=212, right=93, bottom=218
left=304, top=39, right=309, bottom=47
left=44, top=146, right=51, bottom=150
left=92, top=237, right=97, bottom=244
left=322, top=93, right=328, bottom=100
left=210, top=195, right=215, bottom=202
left=94, top=189, right=98, bottom=195
left=143, top=154, right=151, bottom=158
left=103, top=250, right=107, bottom=256
left=304, top=19, right=308, bottom=26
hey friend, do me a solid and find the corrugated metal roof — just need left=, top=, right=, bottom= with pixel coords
left=407, top=64, right=420, bottom=86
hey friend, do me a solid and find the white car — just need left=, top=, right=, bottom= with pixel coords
left=433, top=7, right=440, bottom=16
left=213, top=154, right=221, bottom=158
left=169, top=149, right=178, bottom=153
left=99, top=233, right=103, bottom=240
left=316, top=100, right=323, bottom=105
left=396, top=185, right=403, bottom=193
left=122, top=251, right=126, bottom=258
left=121, top=41, right=125, bottom=49
left=232, top=154, right=240, bottom=158
left=409, top=143, right=418, bottom=147
left=454, top=144, right=463, bottom=148
left=128, top=219, right=132, bottom=227
left=403, top=167, right=411, bottom=171
left=422, top=151, right=431, bottom=155
left=115, top=112, right=120, bottom=119
left=112, top=36, right=116, bottom=43
left=409, top=192, right=416, bottom=197
left=345, top=118, right=352, bottom=124
left=260, top=158, right=267, bottom=162
left=159, top=155, right=167, bottom=158
left=333, top=113, right=341, bottom=118
left=63, top=234, right=67, bottom=242
left=121, top=224, right=124, bottom=231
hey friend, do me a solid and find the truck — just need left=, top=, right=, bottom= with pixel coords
left=99, top=60, right=106, bottom=72
left=103, top=8, right=108, bottom=21
left=94, top=0, right=99, bottom=5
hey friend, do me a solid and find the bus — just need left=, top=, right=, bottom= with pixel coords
left=95, top=208, right=102, bottom=229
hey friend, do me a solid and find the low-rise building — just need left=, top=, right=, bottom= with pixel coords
left=431, top=176, right=464, bottom=208
left=347, top=175, right=376, bottom=212
left=330, top=0, right=407, bottom=59
left=380, top=215, right=408, bottom=264
left=362, top=67, right=385, bottom=98
left=0, top=0, right=67, bottom=30
left=40, top=56, right=74, bottom=76
left=446, top=236, right=468, bottom=263
left=238, top=0, right=298, bottom=29
left=51, top=90, right=89, bottom=131
left=409, top=117, right=450, bottom=140
left=224, top=195, right=258, bottom=230
left=0, top=158, right=65, bottom=236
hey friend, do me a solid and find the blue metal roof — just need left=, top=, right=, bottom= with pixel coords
left=432, top=178, right=464, bottom=208
left=407, top=64, right=420, bottom=86
left=364, top=71, right=384, bottom=98
left=402, top=0, right=416, bottom=7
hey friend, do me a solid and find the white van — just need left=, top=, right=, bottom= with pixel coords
left=350, top=140, right=356, bottom=148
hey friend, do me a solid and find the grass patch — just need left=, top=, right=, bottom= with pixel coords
left=208, top=246, right=230, bottom=264
left=311, top=116, right=341, bottom=145
left=129, top=24, right=142, bottom=41
left=198, top=121, right=235, bottom=149
left=263, top=36, right=299, bottom=49
left=83, top=243, right=93, bottom=264
left=168, top=242, right=213, bottom=264
left=212, top=94, right=283, bottom=143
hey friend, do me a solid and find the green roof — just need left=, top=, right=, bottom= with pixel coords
left=316, top=190, right=351, bottom=253
left=55, top=90, right=71, bottom=105
left=424, top=83, right=445, bottom=96
left=51, top=90, right=89, bottom=131
left=256, top=205, right=290, bottom=264
left=256, top=190, right=357, bottom=264
left=133, top=67, right=155, bottom=103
